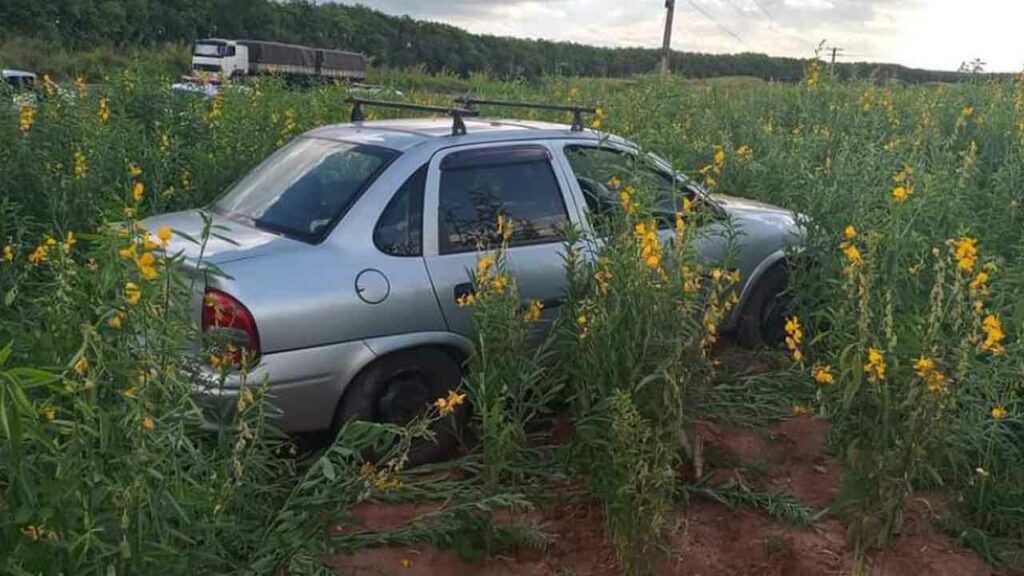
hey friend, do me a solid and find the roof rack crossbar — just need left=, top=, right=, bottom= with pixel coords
left=454, top=97, right=597, bottom=132
left=346, top=97, right=478, bottom=136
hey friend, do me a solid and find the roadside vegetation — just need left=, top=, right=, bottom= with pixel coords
left=1, top=66, right=1023, bottom=575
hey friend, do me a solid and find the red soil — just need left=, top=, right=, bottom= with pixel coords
left=330, top=416, right=996, bottom=576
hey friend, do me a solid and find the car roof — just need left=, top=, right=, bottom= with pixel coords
left=304, top=117, right=630, bottom=152
left=2, top=69, right=37, bottom=78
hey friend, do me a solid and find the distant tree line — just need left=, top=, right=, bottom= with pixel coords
left=0, top=0, right=980, bottom=83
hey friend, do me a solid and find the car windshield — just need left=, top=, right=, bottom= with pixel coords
left=212, top=138, right=397, bottom=242
left=194, top=42, right=227, bottom=57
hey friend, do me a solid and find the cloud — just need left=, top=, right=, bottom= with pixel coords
left=332, top=0, right=1024, bottom=72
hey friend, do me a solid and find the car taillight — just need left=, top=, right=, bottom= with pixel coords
left=202, top=288, right=260, bottom=367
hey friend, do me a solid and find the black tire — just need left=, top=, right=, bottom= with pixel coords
left=736, top=263, right=790, bottom=349
left=335, top=348, right=465, bottom=465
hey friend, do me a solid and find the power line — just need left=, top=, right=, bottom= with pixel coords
left=750, top=0, right=777, bottom=22
left=683, top=0, right=749, bottom=48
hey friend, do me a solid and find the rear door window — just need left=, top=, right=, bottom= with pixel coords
left=438, top=145, right=570, bottom=254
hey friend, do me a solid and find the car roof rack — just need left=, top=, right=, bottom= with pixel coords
left=346, top=97, right=478, bottom=136
left=454, top=97, right=597, bottom=132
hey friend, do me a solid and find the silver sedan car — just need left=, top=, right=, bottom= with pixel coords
left=145, top=115, right=802, bottom=451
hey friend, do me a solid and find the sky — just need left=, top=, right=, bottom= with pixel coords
left=338, top=0, right=1024, bottom=72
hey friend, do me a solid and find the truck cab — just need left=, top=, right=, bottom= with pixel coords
left=192, top=39, right=249, bottom=79
left=3, top=69, right=37, bottom=91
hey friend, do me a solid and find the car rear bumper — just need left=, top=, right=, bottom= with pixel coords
left=194, top=339, right=377, bottom=433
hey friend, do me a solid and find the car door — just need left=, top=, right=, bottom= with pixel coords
left=555, top=142, right=732, bottom=268
left=423, top=142, right=582, bottom=337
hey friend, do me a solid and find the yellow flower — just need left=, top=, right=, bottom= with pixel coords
left=108, top=310, right=125, bottom=329
left=784, top=316, right=803, bottom=363
left=914, top=356, right=948, bottom=395
left=125, top=282, right=141, bottom=305
left=139, top=265, right=159, bottom=281
left=2, top=245, right=13, bottom=262
left=913, top=356, right=935, bottom=376
left=129, top=163, right=142, bottom=178
left=844, top=225, right=857, bottom=241
left=18, top=104, right=35, bottom=134
left=892, top=185, right=911, bottom=203
left=792, top=404, right=811, bottom=416
left=141, top=416, right=155, bottom=431
left=27, top=244, right=48, bottom=265
left=42, top=406, right=55, bottom=421
left=433, top=396, right=448, bottom=413
left=863, top=347, right=887, bottom=382
left=131, top=181, right=145, bottom=203
left=812, top=365, right=835, bottom=385
left=63, top=232, right=77, bottom=252
left=446, top=389, right=466, bottom=409
left=489, top=273, right=508, bottom=293
left=843, top=244, right=862, bottom=266
left=73, top=356, right=89, bottom=375
left=156, top=226, right=173, bottom=244
left=970, top=271, right=990, bottom=293
left=73, top=151, right=88, bottom=179
left=990, top=405, right=1007, bottom=420
left=713, top=145, right=726, bottom=166
left=97, top=96, right=109, bottom=121
left=119, top=244, right=137, bottom=260
left=607, top=176, right=621, bottom=190
left=981, top=314, right=1005, bottom=353
left=123, top=206, right=136, bottom=218
left=456, top=292, right=476, bottom=307
left=522, top=299, right=544, bottom=323
left=954, top=237, right=979, bottom=273
left=400, top=558, right=413, bottom=569
left=736, top=145, right=753, bottom=163
left=476, top=254, right=496, bottom=278
left=619, top=188, right=634, bottom=214
left=138, top=252, right=155, bottom=267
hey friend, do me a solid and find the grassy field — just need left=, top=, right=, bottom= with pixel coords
left=1, top=66, right=1023, bottom=574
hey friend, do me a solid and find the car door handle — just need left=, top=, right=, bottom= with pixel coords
left=453, top=282, right=475, bottom=303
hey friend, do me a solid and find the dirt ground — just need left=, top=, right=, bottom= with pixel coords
left=329, top=416, right=999, bottom=576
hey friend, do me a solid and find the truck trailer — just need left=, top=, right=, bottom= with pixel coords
left=191, top=39, right=366, bottom=83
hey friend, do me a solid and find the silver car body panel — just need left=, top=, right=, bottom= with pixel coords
left=145, top=118, right=802, bottom=432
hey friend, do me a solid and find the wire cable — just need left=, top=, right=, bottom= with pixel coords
left=683, top=0, right=750, bottom=48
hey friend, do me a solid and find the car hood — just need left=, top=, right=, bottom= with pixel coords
left=142, top=210, right=305, bottom=267
left=711, top=193, right=806, bottom=243
left=711, top=193, right=792, bottom=217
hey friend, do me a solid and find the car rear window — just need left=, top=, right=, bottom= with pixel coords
left=212, top=138, right=397, bottom=243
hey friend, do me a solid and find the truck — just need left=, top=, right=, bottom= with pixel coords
left=190, top=39, right=366, bottom=83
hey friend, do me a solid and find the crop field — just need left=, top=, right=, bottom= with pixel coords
left=2, top=66, right=1023, bottom=575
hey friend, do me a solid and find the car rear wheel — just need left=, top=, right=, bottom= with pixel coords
left=335, top=348, right=465, bottom=465
left=736, top=263, right=790, bottom=349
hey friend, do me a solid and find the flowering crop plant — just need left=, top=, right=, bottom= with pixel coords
left=1, top=63, right=1023, bottom=574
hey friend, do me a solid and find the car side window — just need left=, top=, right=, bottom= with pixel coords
left=564, top=145, right=691, bottom=229
left=438, top=146, right=569, bottom=254
left=374, top=164, right=426, bottom=256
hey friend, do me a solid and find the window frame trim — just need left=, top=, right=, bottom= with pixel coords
left=373, top=163, right=428, bottom=257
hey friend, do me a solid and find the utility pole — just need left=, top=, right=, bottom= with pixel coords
left=828, top=45, right=844, bottom=75
left=660, top=0, right=676, bottom=76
